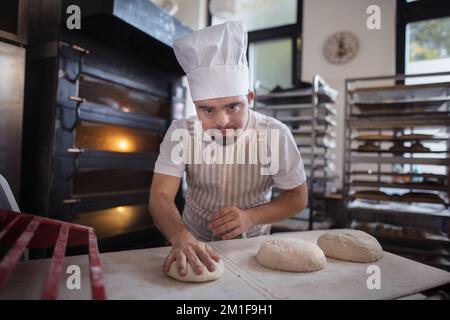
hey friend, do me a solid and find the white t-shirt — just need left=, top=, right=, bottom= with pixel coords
left=154, top=109, right=307, bottom=190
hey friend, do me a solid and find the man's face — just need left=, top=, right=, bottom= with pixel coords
left=194, top=91, right=255, bottom=136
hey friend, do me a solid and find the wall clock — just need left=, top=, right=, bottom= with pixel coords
left=323, top=31, right=359, bottom=64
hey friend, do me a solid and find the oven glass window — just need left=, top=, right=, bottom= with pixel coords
left=79, top=75, right=169, bottom=119
left=75, top=121, right=162, bottom=153
left=72, top=204, right=153, bottom=240
left=73, top=170, right=153, bottom=196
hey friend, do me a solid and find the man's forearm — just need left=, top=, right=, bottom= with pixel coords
left=149, top=193, right=193, bottom=244
left=245, top=187, right=308, bottom=226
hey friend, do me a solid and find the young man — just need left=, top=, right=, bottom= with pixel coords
left=149, top=21, right=308, bottom=278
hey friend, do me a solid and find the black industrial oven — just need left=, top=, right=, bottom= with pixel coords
left=21, top=0, right=190, bottom=252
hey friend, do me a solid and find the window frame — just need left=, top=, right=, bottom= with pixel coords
left=207, top=0, right=303, bottom=86
left=396, top=0, right=450, bottom=75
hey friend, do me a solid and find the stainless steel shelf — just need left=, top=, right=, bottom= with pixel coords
left=299, top=143, right=336, bottom=148
left=254, top=103, right=336, bottom=114
left=349, top=180, right=448, bottom=192
left=292, top=130, right=336, bottom=138
left=276, top=115, right=336, bottom=126
left=256, top=86, right=338, bottom=104
left=301, top=151, right=335, bottom=156
left=304, top=163, right=335, bottom=170
left=382, top=244, right=450, bottom=258
left=348, top=81, right=450, bottom=94
left=350, top=96, right=450, bottom=107
left=350, top=170, right=448, bottom=181
left=349, top=156, right=449, bottom=165
left=349, top=206, right=450, bottom=219
left=348, top=117, right=450, bottom=129
left=352, top=222, right=450, bottom=246
left=353, top=135, right=449, bottom=142
left=351, top=149, right=449, bottom=154
left=350, top=111, right=450, bottom=119
left=362, top=229, right=450, bottom=246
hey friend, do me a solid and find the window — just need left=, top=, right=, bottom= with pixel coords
left=249, top=38, right=293, bottom=89
left=406, top=16, right=450, bottom=83
left=211, top=0, right=297, bottom=32
left=397, top=0, right=450, bottom=83
left=208, top=0, right=302, bottom=91
left=396, top=0, right=450, bottom=176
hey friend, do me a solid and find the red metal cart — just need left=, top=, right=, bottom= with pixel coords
left=0, top=210, right=106, bottom=299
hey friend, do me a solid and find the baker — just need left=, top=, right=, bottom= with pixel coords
left=149, top=21, right=308, bottom=278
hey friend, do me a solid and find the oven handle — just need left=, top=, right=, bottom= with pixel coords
left=60, top=42, right=90, bottom=83
left=67, top=148, right=84, bottom=154
left=65, top=147, right=84, bottom=186
left=63, top=199, right=81, bottom=205
left=63, top=96, right=86, bottom=131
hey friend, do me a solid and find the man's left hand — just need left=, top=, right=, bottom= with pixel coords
left=208, top=206, right=253, bottom=240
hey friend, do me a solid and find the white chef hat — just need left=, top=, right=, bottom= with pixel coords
left=173, top=21, right=249, bottom=101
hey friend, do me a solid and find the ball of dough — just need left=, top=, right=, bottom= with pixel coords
left=317, top=229, right=383, bottom=263
left=166, top=259, right=224, bottom=283
left=256, top=238, right=326, bottom=272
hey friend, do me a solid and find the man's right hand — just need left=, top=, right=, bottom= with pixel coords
left=163, top=232, right=220, bottom=277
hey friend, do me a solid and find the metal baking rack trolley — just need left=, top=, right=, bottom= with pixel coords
left=344, top=72, right=450, bottom=270
left=254, top=74, right=338, bottom=230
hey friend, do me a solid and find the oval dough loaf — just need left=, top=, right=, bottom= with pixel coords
left=317, top=229, right=383, bottom=262
left=166, top=259, right=224, bottom=283
left=256, top=238, right=326, bottom=272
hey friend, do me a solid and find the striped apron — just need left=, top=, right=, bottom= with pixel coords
left=182, top=112, right=274, bottom=242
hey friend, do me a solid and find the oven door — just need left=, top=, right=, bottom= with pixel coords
left=51, top=42, right=185, bottom=250
left=53, top=70, right=169, bottom=207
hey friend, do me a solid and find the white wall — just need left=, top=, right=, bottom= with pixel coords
left=302, top=0, right=396, bottom=189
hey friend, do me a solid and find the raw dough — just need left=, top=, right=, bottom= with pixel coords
left=166, top=259, right=224, bottom=283
left=317, top=230, right=383, bottom=262
left=256, top=238, right=326, bottom=272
